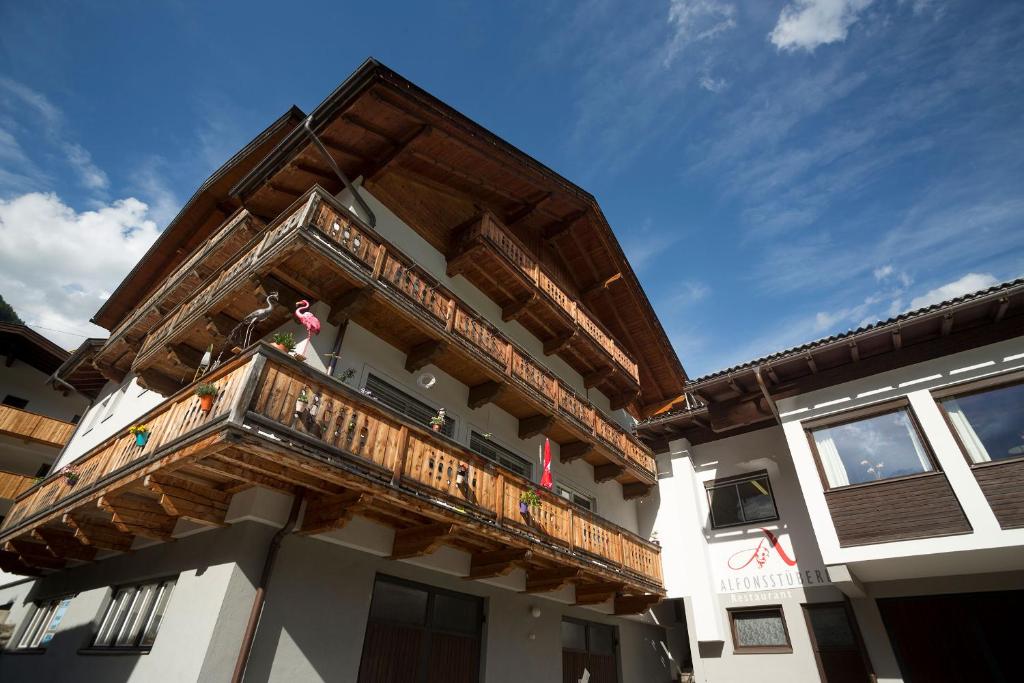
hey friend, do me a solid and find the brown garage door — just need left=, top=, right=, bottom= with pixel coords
left=357, top=575, right=483, bottom=683
left=878, top=590, right=1023, bottom=683
left=562, top=618, right=618, bottom=683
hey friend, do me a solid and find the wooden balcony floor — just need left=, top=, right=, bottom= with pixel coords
left=0, top=348, right=663, bottom=608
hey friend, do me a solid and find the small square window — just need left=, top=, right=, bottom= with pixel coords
left=706, top=472, right=779, bottom=528
left=555, top=482, right=596, bottom=512
left=16, top=597, right=73, bottom=650
left=728, top=606, right=792, bottom=653
left=89, top=578, right=176, bottom=651
left=3, top=395, right=29, bottom=409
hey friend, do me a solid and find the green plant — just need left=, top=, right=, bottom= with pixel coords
left=339, top=367, right=356, bottom=384
left=296, top=388, right=309, bottom=403
left=127, top=424, right=149, bottom=436
left=272, top=332, right=296, bottom=351
left=429, top=408, right=446, bottom=427
left=195, top=382, right=219, bottom=397
left=519, top=489, right=542, bottom=508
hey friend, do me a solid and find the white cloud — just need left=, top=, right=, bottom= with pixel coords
left=0, top=192, right=161, bottom=348
left=909, top=273, right=1000, bottom=309
left=664, top=0, right=737, bottom=66
left=699, top=73, right=728, bottom=93
left=873, top=264, right=893, bottom=280
left=770, top=0, right=875, bottom=52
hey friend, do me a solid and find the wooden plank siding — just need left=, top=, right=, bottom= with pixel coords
left=0, top=471, right=35, bottom=501
left=971, top=458, right=1024, bottom=529
left=0, top=405, right=76, bottom=448
left=0, top=346, right=663, bottom=597
left=128, top=186, right=656, bottom=485
left=824, top=472, right=972, bottom=546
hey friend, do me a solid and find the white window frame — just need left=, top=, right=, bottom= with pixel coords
left=554, top=480, right=597, bottom=513
left=89, top=578, right=176, bottom=651
left=16, top=596, right=73, bottom=650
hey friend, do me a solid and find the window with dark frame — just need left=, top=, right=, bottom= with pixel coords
left=806, top=401, right=937, bottom=489
left=935, top=377, right=1024, bottom=465
left=469, top=431, right=532, bottom=479
left=555, top=481, right=596, bottom=512
left=706, top=471, right=779, bottom=528
left=2, top=395, right=29, bottom=410
left=728, top=605, right=792, bottom=653
left=16, top=596, right=73, bottom=650
left=89, top=578, right=176, bottom=651
left=364, top=374, right=455, bottom=437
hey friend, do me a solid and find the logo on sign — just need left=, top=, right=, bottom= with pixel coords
left=727, top=528, right=797, bottom=571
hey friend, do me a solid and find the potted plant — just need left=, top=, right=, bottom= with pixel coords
left=429, top=408, right=446, bottom=432
left=271, top=332, right=296, bottom=353
left=456, top=464, right=469, bottom=486
left=63, top=464, right=80, bottom=486
left=295, top=387, right=309, bottom=415
left=195, top=382, right=219, bottom=413
left=519, top=489, right=541, bottom=516
left=128, top=424, right=150, bottom=447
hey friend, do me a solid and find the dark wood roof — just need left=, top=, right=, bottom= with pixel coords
left=229, top=58, right=687, bottom=410
left=0, top=323, right=69, bottom=375
left=639, top=278, right=1024, bottom=450
left=51, top=338, right=108, bottom=400
left=91, top=107, right=306, bottom=331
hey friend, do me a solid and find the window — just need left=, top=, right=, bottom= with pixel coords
left=807, top=402, right=936, bottom=488
left=100, top=385, right=127, bottom=423
left=469, top=431, right=532, bottom=479
left=728, top=606, right=792, bottom=653
left=81, top=397, right=107, bottom=434
left=16, top=597, right=73, bottom=649
left=90, top=578, right=176, bottom=651
left=706, top=471, right=779, bottom=528
left=363, top=374, right=455, bottom=437
left=2, top=395, right=29, bottom=409
left=555, top=481, right=596, bottom=512
left=937, top=379, right=1024, bottom=464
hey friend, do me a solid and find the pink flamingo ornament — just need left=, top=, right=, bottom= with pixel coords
left=293, top=300, right=321, bottom=361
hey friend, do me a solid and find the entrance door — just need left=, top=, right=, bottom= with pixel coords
left=357, top=575, right=483, bottom=683
left=878, top=590, right=1022, bottom=683
left=803, top=602, right=873, bottom=683
left=562, top=618, right=618, bottom=683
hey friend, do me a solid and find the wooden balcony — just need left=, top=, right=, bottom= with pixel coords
left=0, top=404, right=76, bottom=449
left=447, top=213, right=640, bottom=408
left=129, top=186, right=656, bottom=491
left=0, top=347, right=664, bottom=605
left=0, top=470, right=35, bottom=501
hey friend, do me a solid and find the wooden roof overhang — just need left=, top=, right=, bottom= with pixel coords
left=0, top=323, right=68, bottom=375
left=50, top=338, right=107, bottom=399
left=639, top=279, right=1024, bottom=451
left=0, top=346, right=664, bottom=607
left=126, top=187, right=657, bottom=491
left=229, top=58, right=686, bottom=413
left=91, top=107, right=306, bottom=332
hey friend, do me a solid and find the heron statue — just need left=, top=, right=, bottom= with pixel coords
left=241, top=291, right=279, bottom=347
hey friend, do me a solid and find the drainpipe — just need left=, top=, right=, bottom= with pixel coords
left=302, top=116, right=377, bottom=228
left=326, top=320, right=349, bottom=377
left=231, top=493, right=304, bottom=683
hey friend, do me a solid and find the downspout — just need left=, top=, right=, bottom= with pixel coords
left=302, top=116, right=377, bottom=228
left=326, top=320, right=349, bottom=377
left=231, top=493, right=304, bottom=683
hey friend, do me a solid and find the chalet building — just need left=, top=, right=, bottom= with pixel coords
left=0, top=56, right=1020, bottom=683
left=639, top=279, right=1024, bottom=683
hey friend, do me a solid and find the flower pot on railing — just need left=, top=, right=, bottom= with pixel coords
left=519, top=489, right=541, bottom=519
left=429, top=408, right=446, bottom=433
left=195, top=382, right=219, bottom=413
left=295, top=388, right=310, bottom=415
left=128, top=424, right=150, bottom=447
left=456, top=464, right=468, bottom=486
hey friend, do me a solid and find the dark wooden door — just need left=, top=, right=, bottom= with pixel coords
left=357, top=576, right=483, bottom=683
left=562, top=619, right=618, bottom=683
left=803, top=602, right=873, bottom=683
left=878, top=590, right=1022, bottom=683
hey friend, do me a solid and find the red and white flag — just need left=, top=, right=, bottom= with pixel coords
left=540, top=438, right=553, bottom=489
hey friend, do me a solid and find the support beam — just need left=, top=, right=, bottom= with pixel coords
left=941, top=313, right=955, bottom=336
left=0, top=549, right=42, bottom=576
left=300, top=491, right=374, bottom=535
left=848, top=341, right=861, bottom=362
left=62, top=514, right=133, bottom=552
left=622, top=483, right=653, bottom=500
left=319, top=135, right=371, bottom=164
left=189, top=458, right=298, bottom=495
left=364, top=125, right=430, bottom=182
left=144, top=474, right=229, bottom=527
left=5, top=539, right=64, bottom=569
left=404, top=340, right=445, bottom=373
left=31, top=527, right=97, bottom=562
left=891, top=327, right=902, bottom=350
left=609, top=390, right=640, bottom=412
left=543, top=210, right=587, bottom=242
left=594, top=463, right=625, bottom=483
left=582, top=273, right=623, bottom=303
left=468, top=548, right=532, bottom=580
left=806, top=355, right=819, bottom=374
left=504, top=192, right=552, bottom=227
left=137, top=368, right=182, bottom=397
left=215, top=453, right=339, bottom=494
left=291, top=161, right=337, bottom=185
left=98, top=495, right=177, bottom=541
left=467, top=381, right=504, bottom=409
left=560, top=441, right=593, bottom=464
left=584, top=366, right=614, bottom=390
left=205, top=312, right=241, bottom=339
left=994, top=297, right=1009, bottom=322
left=166, top=343, right=204, bottom=370
left=389, top=522, right=454, bottom=560
left=326, top=286, right=375, bottom=326
left=251, top=274, right=305, bottom=310
left=753, top=366, right=781, bottom=424
left=543, top=330, right=576, bottom=356
left=613, top=594, right=661, bottom=615
left=501, top=295, right=536, bottom=323
left=575, top=581, right=625, bottom=606
left=518, top=414, right=553, bottom=440
left=525, top=567, right=580, bottom=593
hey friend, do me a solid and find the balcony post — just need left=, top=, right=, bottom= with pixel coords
left=390, top=425, right=410, bottom=486
left=229, top=353, right=269, bottom=426
left=495, top=473, right=506, bottom=524
left=371, top=244, right=387, bottom=279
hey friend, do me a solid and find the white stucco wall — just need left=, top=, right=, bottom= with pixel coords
left=0, top=358, right=88, bottom=424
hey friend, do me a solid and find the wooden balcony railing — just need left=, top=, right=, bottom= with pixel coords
left=129, top=186, right=656, bottom=487
left=448, top=213, right=640, bottom=399
left=0, top=405, right=76, bottom=449
left=0, top=347, right=663, bottom=599
left=0, top=471, right=35, bottom=501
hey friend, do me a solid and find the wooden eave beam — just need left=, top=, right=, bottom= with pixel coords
left=543, top=210, right=587, bottom=242
left=594, top=463, right=625, bottom=483
left=543, top=330, right=576, bottom=356
left=468, top=548, right=532, bottom=580
left=404, top=339, right=446, bottom=373
left=327, top=286, right=375, bottom=326
left=291, top=161, right=337, bottom=185
left=504, top=192, right=552, bottom=227
left=340, top=113, right=401, bottom=146
left=214, top=452, right=340, bottom=495
left=468, top=381, right=504, bottom=409
left=501, top=295, right=537, bottom=323
left=622, top=483, right=653, bottom=500
left=300, top=491, right=375, bottom=535
left=319, top=135, right=371, bottom=164
left=848, top=341, right=861, bottom=362
left=560, top=441, right=593, bottom=464
left=144, top=474, right=230, bottom=528
left=364, top=125, right=430, bottom=182
left=98, top=495, right=177, bottom=541
left=892, top=327, right=903, bottom=350
left=62, top=513, right=133, bottom=552
left=575, top=581, right=625, bottom=606
left=582, top=273, right=623, bottom=303
left=389, top=522, right=454, bottom=560
left=205, top=312, right=241, bottom=339
left=166, top=343, right=204, bottom=370
left=136, top=368, right=182, bottom=397
left=613, top=593, right=661, bottom=615
left=5, top=539, right=64, bottom=569
left=584, top=366, right=614, bottom=390
left=994, top=297, right=1009, bottom=321
left=518, top=414, right=553, bottom=440
left=188, top=458, right=298, bottom=496
left=525, top=567, right=580, bottom=593
left=753, top=367, right=781, bottom=424
left=941, top=313, right=955, bottom=336
left=610, top=390, right=640, bottom=412
left=31, top=527, right=97, bottom=562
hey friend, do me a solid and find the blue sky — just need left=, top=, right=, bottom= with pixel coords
left=1, top=0, right=1022, bottom=378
